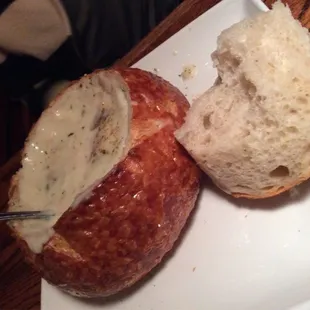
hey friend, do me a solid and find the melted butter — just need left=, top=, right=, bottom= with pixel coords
left=10, top=71, right=131, bottom=253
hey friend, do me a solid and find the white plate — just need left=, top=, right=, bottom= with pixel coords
left=251, top=0, right=269, bottom=11
left=42, top=1, right=310, bottom=309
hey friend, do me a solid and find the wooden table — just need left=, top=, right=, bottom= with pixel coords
left=0, top=0, right=306, bottom=309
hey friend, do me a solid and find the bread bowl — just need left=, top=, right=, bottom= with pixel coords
left=8, top=68, right=201, bottom=297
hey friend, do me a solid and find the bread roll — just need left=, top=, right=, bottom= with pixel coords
left=8, top=68, right=200, bottom=297
left=175, top=1, right=310, bottom=199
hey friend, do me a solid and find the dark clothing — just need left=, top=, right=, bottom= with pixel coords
left=0, top=0, right=182, bottom=98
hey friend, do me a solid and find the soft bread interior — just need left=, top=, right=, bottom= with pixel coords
left=175, top=2, right=310, bottom=198
left=9, top=70, right=132, bottom=253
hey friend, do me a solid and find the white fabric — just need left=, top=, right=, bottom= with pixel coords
left=0, top=0, right=71, bottom=61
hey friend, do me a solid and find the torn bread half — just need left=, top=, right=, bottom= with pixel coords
left=175, top=1, right=310, bottom=199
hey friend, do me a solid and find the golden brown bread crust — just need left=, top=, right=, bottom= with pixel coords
left=231, top=180, right=305, bottom=199
left=10, top=68, right=201, bottom=297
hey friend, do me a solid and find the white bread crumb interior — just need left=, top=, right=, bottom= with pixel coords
left=175, top=1, right=310, bottom=198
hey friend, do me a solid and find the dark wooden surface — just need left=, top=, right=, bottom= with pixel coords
left=0, top=0, right=222, bottom=309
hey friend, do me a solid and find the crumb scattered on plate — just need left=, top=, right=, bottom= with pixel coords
left=173, top=50, right=178, bottom=56
left=179, top=64, right=197, bottom=81
left=193, top=267, right=196, bottom=272
left=153, top=68, right=159, bottom=74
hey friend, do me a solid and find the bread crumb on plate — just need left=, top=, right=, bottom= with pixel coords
left=179, top=64, right=197, bottom=81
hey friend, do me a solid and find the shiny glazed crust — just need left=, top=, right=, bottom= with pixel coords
left=11, top=68, right=201, bottom=297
